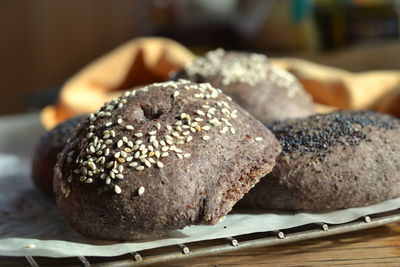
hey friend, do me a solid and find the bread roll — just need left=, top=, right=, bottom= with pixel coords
left=54, top=80, right=281, bottom=240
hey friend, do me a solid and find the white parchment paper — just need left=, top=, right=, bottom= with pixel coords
left=1, top=113, right=399, bottom=258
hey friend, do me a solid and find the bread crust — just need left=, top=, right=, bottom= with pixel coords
left=173, top=49, right=314, bottom=123
left=54, top=80, right=281, bottom=240
left=238, top=111, right=400, bottom=211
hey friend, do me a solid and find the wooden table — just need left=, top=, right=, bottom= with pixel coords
left=162, top=223, right=400, bottom=267
left=2, top=222, right=400, bottom=266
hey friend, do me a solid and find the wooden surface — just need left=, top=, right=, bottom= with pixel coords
left=2, top=222, right=400, bottom=266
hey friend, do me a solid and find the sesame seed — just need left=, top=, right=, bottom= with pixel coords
left=114, top=152, right=120, bottom=158
left=114, top=185, right=122, bottom=194
left=149, top=130, right=157, bottom=135
left=138, top=186, right=145, bottom=196
left=152, top=140, right=159, bottom=148
left=166, top=125, right=172, bottom=131
left=161, top=152, right=169, bottom=157
left=109, top=171, right=115, bottom=179
left=156, top=123, right=161, bottom=130
left=148, top=151, right=155, bottom=157
left=203, top=125, right=211, bottom=131
left=156, top=161, right=164, bottom=168
left=135, top=140, right=143, bottom=145
left=116, top=174, right=124, bottom=179
left=129, top=162, right=138, bottom=167
left=106, top=178, right=111, bottom=184
left=85, top=178, right=93, bottom=183
left=202, top=136, right=210, bottom=141
left=106, top=161, right=114, bottom=168
left=160, top=140, right=166, bottom=146
left=126, top=156, right=133, bottom=162
left=105, top=122, right=113, bottom=127
left=230, top=127, right=236, bottom=134
left=173, top=91, right=180, bottom=97
left=195, top=125, right=202, bottom=132
left=128, top=141, right=134, bottom=148
left=255, top=137, right=263, bottom=142
left=150, top=136, right=156, bottom=142
left=177, top=153, right=183, bottom=159
left=143, top=159, right=151, bottom=168
left=122, top=136, right=128, bottom=143
left=135, top=132, right=143, bottom=137
left=26, top=244, right=36, bottom=249
left=120, top=151, right=128, bottom=158
left=136, top=166, right=145, bottom=171
left=184, top=153, right=191, bottom=158
left=87, top=162, right=96, bottom=171
left=117, top=118, right=123, bottom=125
left=126, top=125, right=134, bottom=130
left=166, top=139, right=174, bottom=145
left=117, top=140, right=123, bottom=148
left=134, top=151, right=140, bottom=158
left=196, top=110, right=205, bottom=116
left=118, top=158, right=126, bottom=163
left=86, top=132, right=93, bottom=138
left=186, top=136, right=193, bottom=142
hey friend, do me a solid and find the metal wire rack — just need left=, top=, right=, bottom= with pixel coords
left=3, top=208, right=400, bottom=267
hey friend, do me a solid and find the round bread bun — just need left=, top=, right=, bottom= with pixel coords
left=32, top=116, right=85, bottom=196
left=54, top=80, right=281, bottom=240
left=238, top=111, right=400, bottom=211
left=173, top=49, right=314, bottom=124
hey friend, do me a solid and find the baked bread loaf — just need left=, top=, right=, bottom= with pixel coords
left=54, top=80, right=281, bottom=240
left=32, top=116, right=85, bottom=196
left=238, top=111, right=400, bottom=211
left=173, top=49, right=314, bottom=124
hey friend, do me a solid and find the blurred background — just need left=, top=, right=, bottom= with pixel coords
left=1, top=0, right=399, bottom=115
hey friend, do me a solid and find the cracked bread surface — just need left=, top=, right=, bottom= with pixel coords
left=54, top=80, right=281, bottom=240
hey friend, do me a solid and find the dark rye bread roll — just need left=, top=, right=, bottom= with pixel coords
left=172, top=49, right=314, bottom=124
left=54, top=80, right=281, bottom=240
left=238, top=111, right=400, bottom=211
left=32, top=116, right=85, bottom=196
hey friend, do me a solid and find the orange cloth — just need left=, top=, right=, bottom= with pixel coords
left=271, top=58, right=400, bottom=111
left=42, top=38, right=400, bottom=129
left=41, top=37, right=195, bottom=129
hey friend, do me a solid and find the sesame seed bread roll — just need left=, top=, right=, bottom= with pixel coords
left=173, top=49, right=314, bottom=124
left=54, top=80, right=281, bottom=240
left=32, top=116, right=86, bottom=196
left=238, top=111, right=400, bottom=211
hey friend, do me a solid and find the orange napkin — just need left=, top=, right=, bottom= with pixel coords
left=41, top=37, right=195, bottom=129
left=271, top=58, right=400, bottom=111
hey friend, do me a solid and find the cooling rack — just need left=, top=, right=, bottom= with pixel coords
left=2, top=208, right=399, bottom=267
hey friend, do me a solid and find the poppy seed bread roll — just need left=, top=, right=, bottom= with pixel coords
left=173, top=49, right=314, bottom=123
left=238, top=111, right=400, bottom=211
left=54, top=80, right=281, bottom=240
